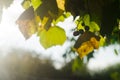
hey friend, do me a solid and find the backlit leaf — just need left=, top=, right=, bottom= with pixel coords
left=54, top=15, right=65, bottom=23
left=36, top=0, right=58, bottom=19
left=16, top=6, right=34, bottom=20
left=99, top=35, right=106, bottom=46
left=89, top=21, right=100, bottom=32
left=83, top=14, right=90, bottom=26
left=56, top=0, right=65, bottom=10
left=76, top=20, right=84, bottom=30
left=74, top=31, right=100, bottom=59
left=16, top=7, right=36, bottom=39
left=16, top=20, right=37, bottom=39
left=90, top=37, right=99, bottom=49
left=38, top=26, right=66, bottom=49
left=74, top=31, right=100, bottom=48
left=75, top=37, right=100, bottom=59
left=22, top=0, right=31, bottom=9
left=53, top=12, right=71, bottom=24
left=76, top=41, right=94, bottom=59
left=64, top=12, right=71, bottom=18
left=72, top=57, right=83, bottom=71
left=31, top=0, right=42, bottom=10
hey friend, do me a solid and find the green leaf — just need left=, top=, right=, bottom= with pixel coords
left=22, top=0, right=31, bottom=9
left=76, top=21, right=84, bottom=30
left=56, top=0, right=65, bottom=10
left=65, top=12, right=71, bottom=18
left=99, top=35, right=106, bottom=46
left=55, top=15, right=65, bottom=23
left=72, top=57, right=83, bottom=71
left=31, top=0, right=42, bottom=10
left=89, top=21, right=100, bottom=32
left=75, top=19, right=84, bottom=30
left=83, top=14, right=90, bottom=26
left=38, top=26, right=66, bottom=49
left=53, top=12, right=71, bottom=24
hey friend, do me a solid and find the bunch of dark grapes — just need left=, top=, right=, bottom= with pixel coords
left=73, top=22, right=90, bottom=36
left=73, top=29, right=84, bottom=36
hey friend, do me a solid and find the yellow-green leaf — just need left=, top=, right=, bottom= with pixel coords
left=54, top=15, right=64, bottom=23
left=65, top=12, right=71, bottom=18
left=99, top=35, right=106, bottom=46
left=89, top=21, right=100, bottom=32
left=75, top=20, right=84, bottom=30
left=56, top=0, right=65, bottom=10
left=38, top=26, right=66, bottom=49
left=83, top=14, right=90, bottom=26
left=53, top=12, right=71, bottom=24
left=31, top=0, right=42, bottom=10
left=22, top=0, right=31, bottom=9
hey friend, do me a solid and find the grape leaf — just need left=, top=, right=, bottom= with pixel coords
left=56, top=0, right=65, bottom=10
left=76, top=14, right=100, bottom=32
left=99, top=35, right=106, bottom=46
left=53, top=12, right=71, bottom=24
left=16, top=6, right=34, bottom=20
left=74, top=31, right=100, bottom=49
left=16, top=20, right=37, bottom=39
left=36, top=0, right=58, bottom=19
left=22, top=0, right=31, bottom=9
left=31, top=0, right=42, bottom=10
left=75, top=37, right=100, bottom=59
left=76, top=41, right=94, bottom=59
left=16, top=7, right=37, bottom=39
left=38, top=26, right=66, bottom=49
left=72, top=57, right=83, bottom=71
left=74, top=31, right=100, bottom=59
left=89, top=21, right=100, bottom=32
left=76, top=37, right=100, bottom=59
left=76, top=14, right=89, bottom=30
left=76, top=20, right=84, bottom=30
left=65, top=12, right=71, bottom=17
left=83, top=14, right=90, bottom=26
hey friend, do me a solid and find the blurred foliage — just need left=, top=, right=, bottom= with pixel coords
left=14, top=0, right=120, bottom=67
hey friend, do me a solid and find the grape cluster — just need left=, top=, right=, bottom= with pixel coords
left=73, top=22, right=90, bottom=36
left=73, top=29, right=84, bottom=36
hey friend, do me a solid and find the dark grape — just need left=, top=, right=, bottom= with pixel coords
left=85, top=26, right=89, bottom=31
left=79, top=29, right=84, bottom=34
left=73, top=31, right=80, bottom=36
